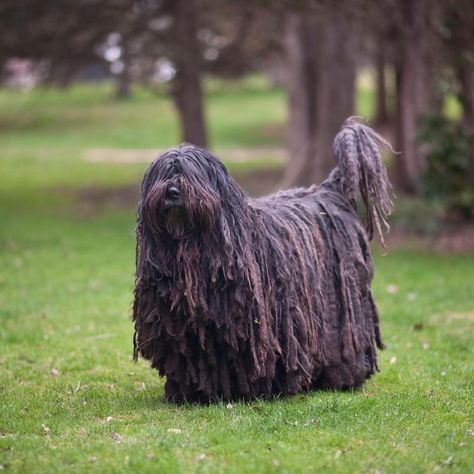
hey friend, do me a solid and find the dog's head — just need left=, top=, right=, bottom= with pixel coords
left=138, top=144, right=245, bottom=240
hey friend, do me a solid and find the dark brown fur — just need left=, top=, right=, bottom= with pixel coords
left=132, top=118, right=393, bottom=403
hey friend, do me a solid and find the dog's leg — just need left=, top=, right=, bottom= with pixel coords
left=313, top=350, right=374, bottom=390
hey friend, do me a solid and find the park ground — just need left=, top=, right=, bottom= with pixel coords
left=0, top=78, right=473, bottom=473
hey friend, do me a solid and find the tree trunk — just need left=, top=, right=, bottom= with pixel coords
left=375, top=44, right=389, bottom=125
left=282, top=8, right=355, bottom=188
left=115, top=49, right=131, bottom=99
left=280, top=14, right=314, bottom=188
left=312, top=9, right=355, bottom=184
left=172, top=0, right=207, bottom=148
left=457, top=62, right=474, bottom=135
left=394, top=0, right=430, bottom=193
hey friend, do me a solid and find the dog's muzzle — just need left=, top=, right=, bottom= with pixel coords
left=164, top=185, right=183, bottom=209
left=166, top=185, right=181, bottom=201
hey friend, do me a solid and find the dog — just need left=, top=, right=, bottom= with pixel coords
left=132, top=117, right=393, bottom=402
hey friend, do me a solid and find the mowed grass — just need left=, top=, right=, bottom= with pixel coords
left=0, top=79, right=473, bottom=473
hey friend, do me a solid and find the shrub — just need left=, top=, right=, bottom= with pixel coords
left=418, top=115, right=474, bottom=219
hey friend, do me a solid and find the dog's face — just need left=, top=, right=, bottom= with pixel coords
left=139, top=144, right=236, bottom=240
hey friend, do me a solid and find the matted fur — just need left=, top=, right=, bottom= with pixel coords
left=132, top=118, right=393, bottom=403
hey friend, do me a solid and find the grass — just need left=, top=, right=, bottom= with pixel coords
left=0, top=78, right=473, bottom=473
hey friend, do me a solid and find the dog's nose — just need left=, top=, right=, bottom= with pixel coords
left=166, top=186, right=181, bottom=200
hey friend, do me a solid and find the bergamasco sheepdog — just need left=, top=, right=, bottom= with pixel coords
left=132, top=117, right=393, bottom=403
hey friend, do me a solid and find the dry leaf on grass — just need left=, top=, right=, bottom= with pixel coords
left=111, top=432, right=124, bottom=443
left=386, top=284, right=398, bottom=294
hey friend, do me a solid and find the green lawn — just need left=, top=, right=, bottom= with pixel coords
left=0, top=80, right=473, bottom=473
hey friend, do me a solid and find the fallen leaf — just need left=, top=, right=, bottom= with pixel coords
left=335, top=448, right=347, bottom=459
left=422, top=341, right=430, bottom=350
left=468, top=428, right=474, bottom=436
left=389, top=356, right=397, bottom=364
left=41, top=424, right=50, bottom=434
left=386, top=284, right=398, bottom=294
left=226, top=403, right=233, bottom=409
left=196, top=453, right=206, bottom=461
left=68, top=381, right=81, bottom=394
left=406, top=292, right=417, bottom=301
left=167, top=428, right=182, bottom=434
left=99, top=416, right=114, bottom=425
left=272, top=459, right=280, bottom=467
left=50, top=368, right=59, bottom=377
left=89, top=456, right=98, bottom=464
left=111, top=432, right=124, bottom=443
left=441, top=456, right=453, bottom=466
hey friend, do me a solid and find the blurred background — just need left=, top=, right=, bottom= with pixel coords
left=1, top=2, right=474, bottom=471
left=1, top=0, right=473, bottom=247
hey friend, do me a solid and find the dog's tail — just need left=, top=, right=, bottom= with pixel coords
left=329, top=117, right=394, bottom=246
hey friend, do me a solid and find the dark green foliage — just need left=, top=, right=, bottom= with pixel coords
left=418, top=115, right=474, bottom=219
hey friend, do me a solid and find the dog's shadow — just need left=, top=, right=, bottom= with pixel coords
left=124, top=381, right=365, bottom=414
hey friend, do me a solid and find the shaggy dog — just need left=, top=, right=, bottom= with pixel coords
left=132, top=118, right=393, bottom=403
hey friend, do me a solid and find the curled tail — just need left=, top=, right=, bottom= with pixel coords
left=330, top=117, right=394, bottom=246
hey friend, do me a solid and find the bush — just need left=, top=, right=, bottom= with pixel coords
left=418, top=115, right=474, bottom=219
left=389, top=196, right=442, bottom=235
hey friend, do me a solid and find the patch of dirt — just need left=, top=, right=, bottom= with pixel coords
left=431, top=223, right=474, bottom=254
left=83, top=147, right=287, bottom=164
left=67, top=168, right=284, bottom=216
left=69, top=184, right=140, bottom=216
left=446, top=311, right=474, bottom=322
left=259, top=124, right=286, bottom=141
left=67, top=169, right=474, bottom=254
left=234, top=168, right=285, bottom=196
left=386, top=224, right=474, bottom=254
